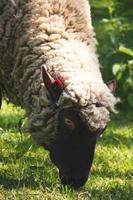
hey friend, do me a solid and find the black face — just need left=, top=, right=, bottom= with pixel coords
left=49, top=108, right=105, bottom=189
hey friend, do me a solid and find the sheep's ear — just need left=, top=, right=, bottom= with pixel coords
left=41, top=65, right=55, bottom=90
left=107, top=80, right=116, bottom=94
left=41, top=65, right=64, bottom=101
left=64, top=117, right=75, bottom=130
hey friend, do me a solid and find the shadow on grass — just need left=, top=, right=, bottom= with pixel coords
left=0, top=159, right=58, bottom=190
left=90, top=185, right=133, bottom=200
left=0, top=176, right=36, bottom=190
left=0, top=174, right=57, bottom=191
left=99, top=133, right=133, bottom=148
left=97, top=112, right=133, bottom=148
left=91, top=168, right=133, bottom=180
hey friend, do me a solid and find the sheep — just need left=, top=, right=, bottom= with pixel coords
left=0, top=0, right=119, bottom=188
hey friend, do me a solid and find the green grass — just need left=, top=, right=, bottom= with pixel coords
left=0, top=101, right=133, bottom=200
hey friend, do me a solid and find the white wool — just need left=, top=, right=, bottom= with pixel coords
left=0, top=0, right=119, bottom=146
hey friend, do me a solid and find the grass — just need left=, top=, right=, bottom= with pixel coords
left=0, top=101, right=133, bottom=200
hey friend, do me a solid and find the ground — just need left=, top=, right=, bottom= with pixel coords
left=0, top=101, right=133, bottom=200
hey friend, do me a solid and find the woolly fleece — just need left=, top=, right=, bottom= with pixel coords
left=0, top=0, right=118, bottom=146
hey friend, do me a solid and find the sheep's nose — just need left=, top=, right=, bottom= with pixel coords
left=60, top=173, right=88, bottom=189
left=61, top=176, right=87, bottom=189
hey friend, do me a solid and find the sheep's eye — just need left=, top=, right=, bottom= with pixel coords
left=64, top=117, right=75, bottom=130
left=95, top=102, right=103, bottom=107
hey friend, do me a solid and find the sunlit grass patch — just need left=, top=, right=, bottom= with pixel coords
left=0, top=101, right=24, bottom=130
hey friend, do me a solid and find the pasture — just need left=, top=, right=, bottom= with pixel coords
left=0, top=101, right=132, bottom=200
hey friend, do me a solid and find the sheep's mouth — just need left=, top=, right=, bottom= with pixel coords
left=59, top=170, right=89, bottom=189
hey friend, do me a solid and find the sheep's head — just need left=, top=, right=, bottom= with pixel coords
left=38, top=67, right=117, bottom=188
left=50, top=107, right=105, bottom=189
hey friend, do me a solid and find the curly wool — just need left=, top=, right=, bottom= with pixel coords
left=0, top=0, right=118, bottom=146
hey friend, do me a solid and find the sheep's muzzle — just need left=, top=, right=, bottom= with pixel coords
left=49, top=107, right=103, bottom=188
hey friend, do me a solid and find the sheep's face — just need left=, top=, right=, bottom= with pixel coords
left=41, top=67, right=117, bottom=188
left=49, top=107, right=105, bottom=188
